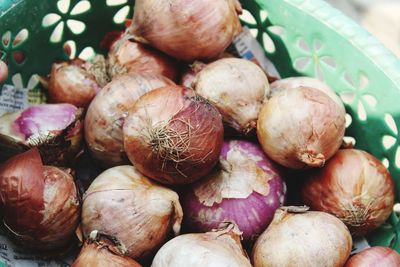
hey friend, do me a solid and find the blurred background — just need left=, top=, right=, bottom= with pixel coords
left=327, top=0, right=400, bottom=57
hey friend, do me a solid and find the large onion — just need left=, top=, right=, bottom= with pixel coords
left=257, top=87, right=346, bottom=168
left=128, top=0, right=243, bottom=61
left=345, top=246, right=400, bottom=267
left=152, top=222, right=252, bottom=267
left=0, top=148, right=80, bottom=251
left=252, top=207, right=352, bottom=267
left=0, top=103, right=83, bottom=166
left=85, top=73, right=174, bottom=167
left=194, top=58, right=270, bottom=134
left=81, top=165, right=183, bottom=259
left=123, top=85, right=224, bottom=185
left=301, top=149, right=395, bottom=236
left=181, top=139, right=286, bottom=242
left=108, top=34, right=178, bottom=81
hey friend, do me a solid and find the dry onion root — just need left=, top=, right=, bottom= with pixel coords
left=301, top=149, right=395, bottom=236
left=81, top=165, right=183, bottom=259
left=123, top=85, right=224, bottom=185
left=194, top=58, right=270, bottom=135
left=128, top=0, right=243, bottom=61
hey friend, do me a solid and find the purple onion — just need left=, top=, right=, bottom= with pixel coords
left=181, top=139, right=286, bottom=242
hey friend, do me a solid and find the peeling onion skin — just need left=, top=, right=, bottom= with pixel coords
left=48, top=60, right=101, bottom=108
left=129, top=0, right=243, bottom=61
left=0, top=148, right=80, bottom=251
left=81, top=166, right=183, bottom=259
left=194, top=58, right=270, bottom=135
left=252, top=208, right=352, bottom=267
left=257, top=87, right=345, bottom=169
left=301, top=149, right=395, bottom=236
left=152, top=223, right=252, bottom=267
left=123, top=85, right=224, bottom=185
left=108, top=35, right=179, bottom=81
left=344, top=247, right=400, bottom=267
left=84, top=73, right=174, bottom=167
left=182, top=140, right=286, bottom=242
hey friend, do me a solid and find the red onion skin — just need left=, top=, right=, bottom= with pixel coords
left=182, top=140, right=286, bottom=242
left=123, top=85, right=224, bottom=185
left=301, top=149, right=395, bottom=236
left=345, top=247, right=400, bottom=267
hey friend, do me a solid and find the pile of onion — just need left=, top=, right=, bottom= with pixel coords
left=252, top=206, right=352, bottom=267
left=128, top=0, right=243, bottom=61
left=0, top=103, right=83, bottom=166
left=152, top=222, right=252, bottom=267
left=345, top=246, right=400, bottom=267
left=84, top=73, right=174, bottom=167
left=257, top=86, right=346, bottom=168
left=123, top=85, right=224, bottom=185
left=301, top=149, right=395, bottom=236
left=81, top=165, right=183, bottom=259
left=194, top=58, right=270, bottom=135
left=0, top=148, right=80, bottom=251
left=181, top=139, right=286, bottom=242
left=108, top=34, right=178, bottom=81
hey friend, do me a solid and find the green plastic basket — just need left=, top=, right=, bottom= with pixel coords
left=1, top=0, right=400, bottom=255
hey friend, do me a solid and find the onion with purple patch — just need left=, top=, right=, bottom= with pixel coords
left=181, top=140, right=286, bottom=242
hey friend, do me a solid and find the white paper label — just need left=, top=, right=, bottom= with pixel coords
left=0, top=84, right=29, bottom=117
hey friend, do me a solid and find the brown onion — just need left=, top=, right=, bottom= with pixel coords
left=108, top=34, right=178, bottom=81
left=0, top=148, right=80, bottom=251
left=301, top=149, right=395, bottom=236
left=128, top=0, right=242, bottom=61
left=81, top=165, right=183, bottom=259
left=48, top=59, right=101, bottom=108
left=194, top=58, right=270, bottom=134
left=152, top=222, right=252, bottom=267
left=123, top=85, right=224, bottom=184
left=345, top=246, right=400, bottom=267
left=252, top=206, right=352, bottom=267
left=257, top=87, right=345, bottom=168
left=71, top=232, right=142, bottom=267
left=85, top=73, right=174, bottom=167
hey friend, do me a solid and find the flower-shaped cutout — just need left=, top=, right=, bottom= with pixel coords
left=1, top=29, right=29, bottom=65
left=106, top=0, right=131, bottom=24
left=381, top=113, right=400, bottom=169
left=42, top=0, right=90, bottom=43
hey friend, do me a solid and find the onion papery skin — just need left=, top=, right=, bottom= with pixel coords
left=152, top=223, right=252, bottom=267
left=344, top=246, right=400, bottom=267
left=129, top=0, right=243, bottom=61
left=108, top=35, right=179, bottom=81
left=0, top=104, right=83, bottom=166
left=180, top=61, right=207, bottom=88
left=0, top=148, right=80, bottom=251
left=194, top=58, right=270, bottom=135
left=301, top=149, right=395, bottom=236
left=257, top=87, right=345, bottom=169
left=252, top=207, right=352, bottom=267
left=48, top=60, right=101, bottom=108
left=182, top=140, right=286, bottom=242
left=81, top=165, right=183, bottom=259
left=84, top=73, right=174, bottom=167
left=123, top=85, right=224, bottom=185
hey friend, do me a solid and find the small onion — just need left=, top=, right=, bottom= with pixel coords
left=129, top=0, right=243, bottom=61
left=81, top=165, right=183, bottom=259
left=48, top=59, right=102, bottom=108
left=252, top=206, right=352, bottom=267
left=71, top=232, right=142, bottom=267
left=181, top=139, right=286, bottom=242
left=301, top=149, right=395, bottom=236
left=123, top=85, right=224, bottom=185
left=0, top=103, right=83, bottom=166
left=0, top=148, right=80, bottom=251
left=0, top=60, right=8, bottom=82
left=108, top=34, right=178, bottom=81
left=257, top=87, right=346, bottom=168
left=194, top=58, right=270, bottom=134
left=152, top=222, right=252, bottom=267
left=345, top=246, right=400, bottom=267
left=85, top=73, right=174, bottom=167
